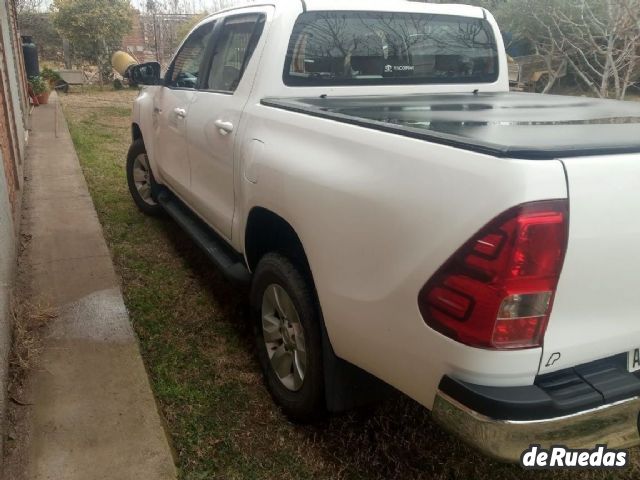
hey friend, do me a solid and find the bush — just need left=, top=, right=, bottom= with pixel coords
left=28, top=76, right=49, bottom=95
left=41, top=67, right=62, bottom=84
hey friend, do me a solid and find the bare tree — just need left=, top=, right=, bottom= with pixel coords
left=498, top=0, right=570, bottom=93
left=505, top=0, right=639, bottom=98
left=15, top=0, right=46, bottom=13
left=548, top=0, right=640, bottom=99
left=140, top=0, right=251, bottom=14
left=423, top=0, right=640, bottom=98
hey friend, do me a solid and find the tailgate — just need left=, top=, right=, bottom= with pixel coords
left=540, top=153, right=640, bottom=374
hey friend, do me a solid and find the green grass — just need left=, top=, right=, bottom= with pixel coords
left=62, top=89, right=640, bottom=480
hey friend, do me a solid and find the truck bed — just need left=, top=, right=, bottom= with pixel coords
left=261, top=92, right=640, bottom=160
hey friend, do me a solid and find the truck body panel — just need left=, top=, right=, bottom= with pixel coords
left=541, top=153, right=640, bottom=374
left=235, top=100, right=568, bottom=406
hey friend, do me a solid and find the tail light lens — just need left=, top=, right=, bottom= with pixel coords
left=418, top=200, right=568, bottom=350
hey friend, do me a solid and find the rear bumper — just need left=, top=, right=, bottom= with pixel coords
left=432, top=354, right=640, bottom=462
left=432, top=391, right=640, bottom=462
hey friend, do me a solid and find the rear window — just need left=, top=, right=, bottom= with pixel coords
left=284, top=11, right=499, bottom=87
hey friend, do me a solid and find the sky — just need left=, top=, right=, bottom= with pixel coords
left=35, top=0, right=255, bottom=14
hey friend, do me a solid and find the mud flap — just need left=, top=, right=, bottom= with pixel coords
left=321, top=321, right=394, bottom=412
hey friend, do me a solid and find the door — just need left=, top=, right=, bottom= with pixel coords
left=186, top=12, right=267, bottom=239
left=154, top=20, right=215, bottom=199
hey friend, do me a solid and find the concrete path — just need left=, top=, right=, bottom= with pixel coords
left=13, top=93, right=177, bottom=480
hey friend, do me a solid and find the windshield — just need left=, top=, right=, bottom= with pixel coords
left=284, top=11, right=499, bottom=87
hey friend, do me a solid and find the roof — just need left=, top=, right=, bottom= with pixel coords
left=205, top=1, right=485, bottom=19
left=302, top=0, right=484, bottom=17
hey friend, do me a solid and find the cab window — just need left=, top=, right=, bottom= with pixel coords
left=284, top=11, right=499, bottom=86
left=167, top=21, right=215, bottom=89
left=206, top=14, right=265, bottom=92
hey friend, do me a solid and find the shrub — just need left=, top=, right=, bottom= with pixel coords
left=28, top=76, right=49, bottom=95
left=41, top=67, right=62, bottom=84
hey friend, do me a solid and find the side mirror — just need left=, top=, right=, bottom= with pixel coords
left=128, top=62, right=162, bottom=86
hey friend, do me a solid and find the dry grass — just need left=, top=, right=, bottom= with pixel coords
left=61, top=88, right=640, bottom=480
left=8, top=299, right=57, bottom=386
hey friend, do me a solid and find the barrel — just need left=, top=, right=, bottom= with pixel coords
left=111, top=51, right=138, bottom=77
left=22, top=36, right=39, bottom=78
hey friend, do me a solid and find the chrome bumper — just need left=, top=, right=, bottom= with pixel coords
left=432, top=391, right=640, bottom=462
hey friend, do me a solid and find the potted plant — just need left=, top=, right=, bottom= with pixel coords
left=29, top=76, right=50, bottom=105
left=41, top=67, right=62, bottom=89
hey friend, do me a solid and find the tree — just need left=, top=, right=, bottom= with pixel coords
left=140, top=0, right=250, bottom=14
left=420, top=0, right=640, bottom=98
left=516, top=0, right=640, bottom=99
left=15, top=0, right=46, bottom=14
left=18, top=13, right=63, bottom=62
left=51, top=0, right=133, bottom=73
left=497, top=0, right=569, bottom=93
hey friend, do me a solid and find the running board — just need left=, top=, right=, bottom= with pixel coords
left=156, top=188, right=250, bottom=284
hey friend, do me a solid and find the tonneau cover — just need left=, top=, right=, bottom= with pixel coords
left=261, top=92, right=640, bottom=159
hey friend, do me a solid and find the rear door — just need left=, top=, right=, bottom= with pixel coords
left=154, top=20, right=215, bottom=199
left=540, top=153, right=640, bottom=374
left=185, top=11, right=268, bottom=240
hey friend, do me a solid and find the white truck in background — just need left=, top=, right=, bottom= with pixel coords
left=126, top=0, right=640, bottom=461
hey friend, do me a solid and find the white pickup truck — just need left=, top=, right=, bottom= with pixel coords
left=126, top=0, right=640, bottom=462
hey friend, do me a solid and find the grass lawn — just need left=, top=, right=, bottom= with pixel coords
left=61, top=89, right=640, bottom=480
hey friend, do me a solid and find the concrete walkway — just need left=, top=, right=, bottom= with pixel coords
left=12, top=93, right=177, bottom=480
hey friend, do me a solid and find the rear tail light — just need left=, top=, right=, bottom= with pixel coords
left=418, top=200, right=568, bottom=349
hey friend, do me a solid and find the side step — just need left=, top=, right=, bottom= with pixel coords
left=156, top=188, right=250, bottom=284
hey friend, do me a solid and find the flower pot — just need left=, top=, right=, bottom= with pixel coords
left=36, top=91, right=50, bottom=105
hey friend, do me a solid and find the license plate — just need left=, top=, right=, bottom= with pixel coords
left=628, top=348, right=640, bottom=372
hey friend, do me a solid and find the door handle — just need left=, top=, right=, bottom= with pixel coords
left=214, top=120, right=234, bottom=135
left=153, top=107, right=162, bottom=114
left=174, top=108, right=187, bottom=118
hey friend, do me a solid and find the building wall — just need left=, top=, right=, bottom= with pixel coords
left=0, top=0, right=29, bottom=463
left=0, top=0, right=26, bottom=233
left=121, top=11, right=199, bottom=68
left=122, top=10, right=155, bottom=64
left=2, top=0, right=28, bottom=165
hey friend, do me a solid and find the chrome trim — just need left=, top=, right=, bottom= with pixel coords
left=432, top=390, right=640, bottom=462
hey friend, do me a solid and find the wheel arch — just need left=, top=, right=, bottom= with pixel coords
left=130, top=122, right=161, bottom=184
left=244, top=207, right=312, bottom=278
left=132, top=123, right=143, bottom=143
left=244, top=206, right=392, bottom=411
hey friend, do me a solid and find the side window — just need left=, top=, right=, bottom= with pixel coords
left=167, top=21, right=215, bottom=89
left=206, top=14, right=265, bottom=92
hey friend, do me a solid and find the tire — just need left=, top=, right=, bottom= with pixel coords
left=54, top=79, right=69, bottom=94
left=251, top=253, right=325, bottom=422
left=126, top=139, right=163, bottom=216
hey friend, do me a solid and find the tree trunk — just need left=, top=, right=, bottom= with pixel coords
left=63, top=38, right=71, bottom=69
left=565, top=55, right=603, bottom=98
left=620, top=57, right=636, bottom=100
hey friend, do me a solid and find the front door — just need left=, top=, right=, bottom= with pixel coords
left=187, top=12, right=267, bottom=240
left=154, top=20, right=215, bottom=199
